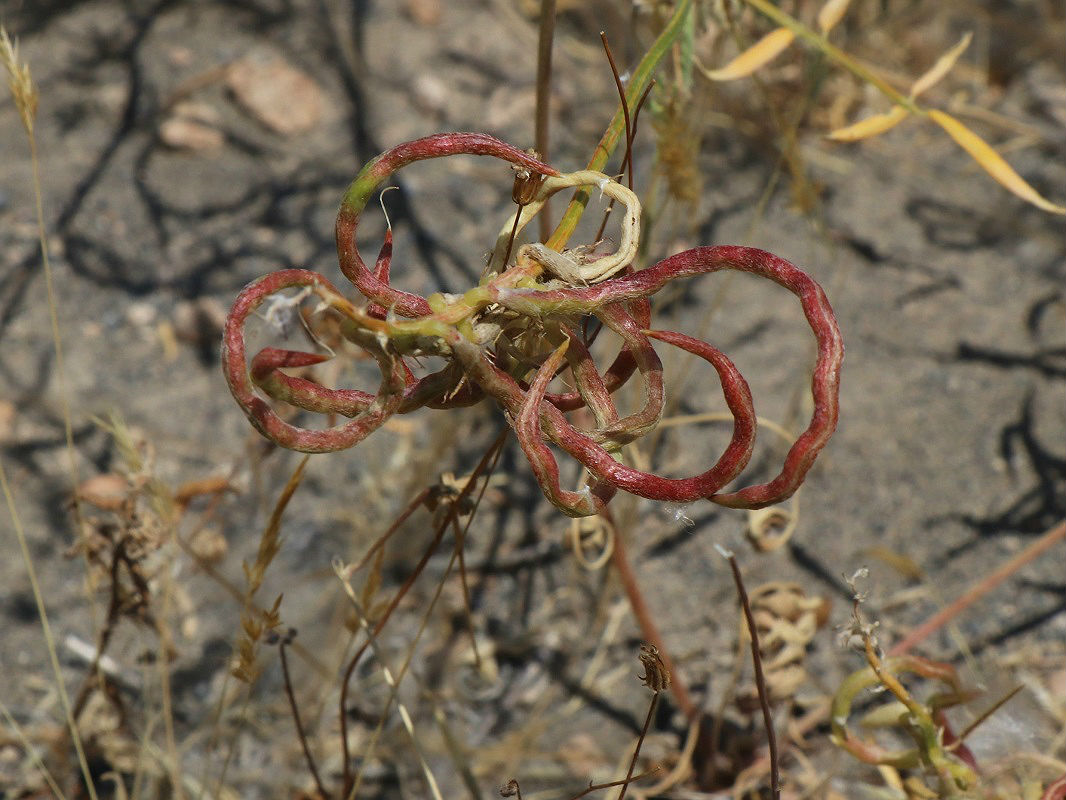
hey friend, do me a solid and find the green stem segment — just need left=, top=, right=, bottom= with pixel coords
left=546, top=0, right=693, bottom=250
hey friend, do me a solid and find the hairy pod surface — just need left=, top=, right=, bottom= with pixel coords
left=223, top=133, right=843, bottom=515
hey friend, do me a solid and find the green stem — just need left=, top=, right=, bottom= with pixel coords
left=546, top=0, right=692, bottom=250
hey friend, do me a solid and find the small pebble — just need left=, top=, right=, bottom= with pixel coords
left=405, top=0, right=442, bottom=26
left=125, top=301, right=157, bottom=327
left=226, top=51, right=324, bottom=136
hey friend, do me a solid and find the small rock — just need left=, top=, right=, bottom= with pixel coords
left=188, top=526, right=228, bottom=563
left=76, top=474, right=129, bottom=510
left=160, top=101, right=224, bottom=152
left=412, top=73, right=448, bottom=115
left=172, top=297, right=227, bottom=345
left=125, top=301, right=157, bottom=327
left=160, top=116, right=224, bottom=152
left=171, top=100, right=221, bottom=125
left=226, top=52, right=324, bottom=136
left=96, top=83, right=128, bottom=114
left=405, top=0, right=442, bottom=26
left=167, top=46, right=194, bottom=68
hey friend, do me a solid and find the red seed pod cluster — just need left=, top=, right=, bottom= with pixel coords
left=222, top=133, right=843, bottom=517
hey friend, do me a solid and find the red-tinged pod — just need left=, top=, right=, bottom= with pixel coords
left=515, top=341, right=608, bottom=517
left=496, top=246, right=843, bottom=508
left=448, top=324, right=753, bottom=510
left=541, top=295, right=652, bottom=413
left=222, top=269, right=405, bottom=453
left=251, top=348, right=376, bottom=418
left=366, top=228, right=393, bottom=320
left=336, top=133, right=560, bottom=317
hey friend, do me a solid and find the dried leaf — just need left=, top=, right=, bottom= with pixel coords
left=828, top=106, right=909, bottom=141
left=817, top=0, right=852, bottom=35
left=910, top=32, right=973, bottom=99
left=701, top=28, right=795, bottom=81
left=928, top=109, right=1066, bottom=214
left=865, top=545, right=925, bottom=580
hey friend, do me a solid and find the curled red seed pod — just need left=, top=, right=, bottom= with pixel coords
left=222, top=134, right=842, bottom=515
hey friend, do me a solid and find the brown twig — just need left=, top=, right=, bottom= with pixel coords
left=277, top=629, right=327, bottom=799
left=889, top=519, right=1066, bottom=656
left=617, top=691, right=659, bottom=800
left=566, top=766, right=661, bottom=800
left=593, top=80, right=654, bottom=244
left=721, top=546, right=780, bottom=800
left=601, top=32, right=634, bottom=191
left=603, top=508, right=696, bottom=719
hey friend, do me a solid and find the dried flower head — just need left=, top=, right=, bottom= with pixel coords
left=0, top=27, right=38, bottom=135
left=510, top=148, right=546, bottom=206
left=638, top=643, right=670, bottom=692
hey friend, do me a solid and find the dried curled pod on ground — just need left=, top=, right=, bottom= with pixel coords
left=735, top=582, right=830, bottom=711
left=222, top=133, right=843, bottom=517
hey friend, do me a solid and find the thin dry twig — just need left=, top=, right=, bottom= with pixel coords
left=719, top=545, right=780, bottom=800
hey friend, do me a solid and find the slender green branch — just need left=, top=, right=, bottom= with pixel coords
left=546, top=0, right=692, bottom=250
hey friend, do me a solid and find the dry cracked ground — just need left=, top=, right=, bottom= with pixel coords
left=0, top=1, right=1064, bottom=798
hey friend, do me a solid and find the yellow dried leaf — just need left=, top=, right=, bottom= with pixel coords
left=865, top=545, right=925, bottom=580
left=817, top=0, right=852, bottom=34
left=929, top=109, right=1066, bottom=214
left=828, top=106, right=909, bottom=141
left=909, top=32, right=973, bottom=99
left=701, top=28, right=795, bottom=81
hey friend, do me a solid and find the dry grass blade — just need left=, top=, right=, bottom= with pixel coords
left=333, top=578, right=447, bottom=800
left=0, top=696, right=68, bottom=799
left=828, top=106, right=909, bottom=142
left=909, top=32, right=973, bottom=100
left=2, top=458, right=99, bottom=800
left=700, top=27, right=795, bottom=81
left=817, top=0, right=852, bottom=35
left=2, top=24, right=85, bottom=530
left=246, top=455, right=308, bottom=596
left=889, top=519, right=1066, bottom=656
left=928, top=110, right=1065, bottom=215
left=232, top=457, right=307, bottom=684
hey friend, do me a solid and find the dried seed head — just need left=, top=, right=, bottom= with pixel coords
left=638, top=643, right=670, bottom=692
left=1, top=27, right=38, bottom=135
left=511, top=149, right=546, bottom=206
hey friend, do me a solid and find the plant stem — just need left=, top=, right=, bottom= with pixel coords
left=535, top=0, right=557, bottom=241
left=2, top=458, right=99, bottom=800
left=617, top=692, right=658, bottom=800
left=280, top=634, right=327, bottom=799
left=889, top=519, right=1066, bottom=656
left=725, top=551, right=780, bottom=800
left=604, top=510, right=696, bottom=720
left=547, top=0, right=691, bottom=250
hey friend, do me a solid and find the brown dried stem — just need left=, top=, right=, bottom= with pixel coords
left=723, top=548, right=780, bottom=799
